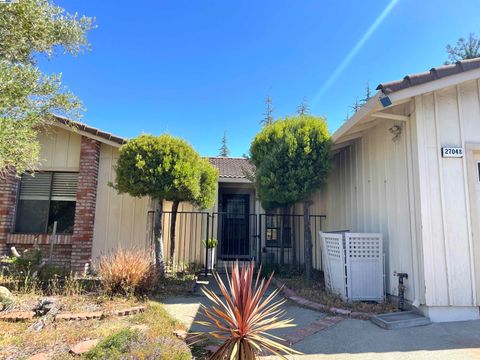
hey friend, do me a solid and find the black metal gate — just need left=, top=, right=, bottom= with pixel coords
left=257, top=214, right=326, bottom=271
left=156, top=210, right=325, bottom=276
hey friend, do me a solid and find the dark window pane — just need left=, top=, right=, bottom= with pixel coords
left=48, top=201, right=76, bottom=234
left=15, top=200, right=49, bottom=233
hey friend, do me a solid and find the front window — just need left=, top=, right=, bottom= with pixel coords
left=265, top=215, right=292, bottom=247
left=15, top=172, right=78, bottom=234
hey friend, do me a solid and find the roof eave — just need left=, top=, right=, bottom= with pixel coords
left=332, top=92, right=383, bottom=143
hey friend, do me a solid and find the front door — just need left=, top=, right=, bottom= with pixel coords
left=220, top=194, right=250, bottom=258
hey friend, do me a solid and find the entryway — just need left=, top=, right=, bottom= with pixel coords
left=218, top=194, right=250, bottom=259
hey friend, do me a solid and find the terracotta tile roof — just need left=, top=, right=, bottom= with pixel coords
left=377, top=58, right=480, bottom=94
left=54, top=115, right=126, bottom=145
left=208, top=157, right=254, bottom=180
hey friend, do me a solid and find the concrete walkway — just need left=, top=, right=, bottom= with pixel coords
left=162, top=279, right=480, bottom=360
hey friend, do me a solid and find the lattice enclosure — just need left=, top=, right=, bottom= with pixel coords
left=321, top=232, right=347, bottom=300
left=345, top=233, right=384, bottom=302
left=320, top=232, right=384, bottom=302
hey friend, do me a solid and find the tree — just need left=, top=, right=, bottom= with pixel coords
left=446, top=33, right=480, bottom=64
left=219, top=130, right=230, bottom=157
left=260, top=95, right=275, bottom=127
left=0, top=0, right=94, bottom=179
left=350, top=97, right=361, bottom=113
left=296, top=97, right=309, bottom=116
left=250, top=115, right=331, bottom=281
left=361, top=81, right=372, bottom=105
left=113, top=134, right=218, bottom=273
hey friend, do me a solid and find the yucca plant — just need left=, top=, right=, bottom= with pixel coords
left=197, top=261, right=301, bottom=359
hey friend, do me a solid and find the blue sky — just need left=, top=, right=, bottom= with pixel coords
left=40, top=0, right=480, bottom=156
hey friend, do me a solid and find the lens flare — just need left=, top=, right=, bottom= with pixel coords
left=312, top=0, right=401, bottom=106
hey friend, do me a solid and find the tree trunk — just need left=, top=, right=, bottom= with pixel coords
left=303, top=201, right=313, bottom=282
left=153, top=198, right=165, bottom=276
left=170, top=200, right=180, bottom=270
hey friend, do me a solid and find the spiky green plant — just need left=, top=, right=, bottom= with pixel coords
left=197, top=261, right=301, bottom=359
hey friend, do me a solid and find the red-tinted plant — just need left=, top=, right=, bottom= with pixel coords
left=197, top=261, right=301, bottom=359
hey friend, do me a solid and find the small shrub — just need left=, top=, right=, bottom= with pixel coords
left=201, top=238, right=218, bottom=249
left=63, top=272, right=85, bottom=296
left=83, top=329, right=192, bottom=360
left=198, top=261, right=301, bottom=359
left=83, top=329, right=141, bottom=360
left=130, top=336, right=192, bottom=360
left=97, top=249, right=155, bottom=295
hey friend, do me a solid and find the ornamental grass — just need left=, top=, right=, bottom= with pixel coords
left=97, top=249, right=155, bottom=295
left=197, top=261, right=301, bottom=359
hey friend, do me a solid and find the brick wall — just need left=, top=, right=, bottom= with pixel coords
left=0, top=173, right=18, bottom=255
left=10, top=243, right=72, bottom=269
left=71, top=136, right=101, bottom=273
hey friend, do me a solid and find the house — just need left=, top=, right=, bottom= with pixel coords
left=2, top=58, right=480, bottom=322
left=314, top=58, right=480, bottom=322
left=0, top=120, right=318, bottom=274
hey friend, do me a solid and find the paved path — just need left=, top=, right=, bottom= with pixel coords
left=162, top=278, right=480, bottom=360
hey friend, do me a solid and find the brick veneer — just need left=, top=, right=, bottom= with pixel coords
left=0, top=173, right=18, bottom=255
left=71, top=136, right=101, bottom=273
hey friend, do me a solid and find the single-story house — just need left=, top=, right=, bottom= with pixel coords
left=1, top=58, right=480, bottom=322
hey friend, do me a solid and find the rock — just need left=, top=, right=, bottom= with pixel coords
left=27, top=353, right=50, bottom=360
left=33, top=297, right=59, bottom=316
left=0, top=286, right=14, bottom=308
left=70, top=339, right=99, bottom=355
left=173, top=329, right=188, bottom=340
left=130, top=324, right=148, bottom=333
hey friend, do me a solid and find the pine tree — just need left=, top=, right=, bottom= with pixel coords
left=361, top=81, right=372, bottom=105
left=296, top=96, right=309, bottom=116
left=219, top=130, right=230, bottom=157
left=446, top=33, right=480, bottom=64
left=260, top=95, right=274, bottom=126
left=350, top=97, right=361, bottom=113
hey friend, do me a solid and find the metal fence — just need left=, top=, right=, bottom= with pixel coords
left=155, top=210, right=326, bottom=276
left=258, top=214, right=326, bottom=271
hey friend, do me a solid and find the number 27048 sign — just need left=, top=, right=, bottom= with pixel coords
left=441, top=147, right=464, bottom=158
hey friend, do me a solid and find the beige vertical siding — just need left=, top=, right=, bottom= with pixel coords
left=162, top=201, right=211, bottom=267
left=37, top=127, right=81, bottom=171
left=414, top=80, right=480, bottom=307
left=91, top=144, right=150, bottom=262
left=313, top=118, right=418, bottom=301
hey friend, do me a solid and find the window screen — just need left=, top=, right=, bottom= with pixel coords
left=15, top=172, right=78, bottom=234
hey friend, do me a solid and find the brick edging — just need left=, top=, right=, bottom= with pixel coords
left=272, top=278, right=374, bottom=320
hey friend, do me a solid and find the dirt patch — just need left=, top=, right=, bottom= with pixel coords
left=0, top=295, right=187, bottom=360
left=277, top=275, right=397, bottom=314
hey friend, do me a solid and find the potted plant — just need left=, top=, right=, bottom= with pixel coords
left=202, top=238, right=218, bottom=271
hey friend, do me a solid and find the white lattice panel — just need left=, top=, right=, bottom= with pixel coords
left=320, top=232, right=347, bottom=300
left=345, top=233, right=384, bottom=301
